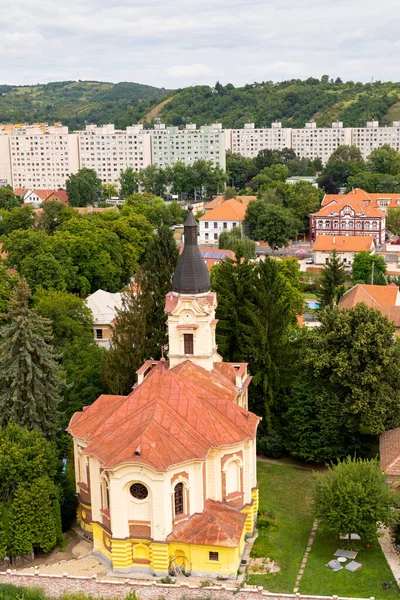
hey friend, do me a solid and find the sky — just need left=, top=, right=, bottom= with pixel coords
left=0, top=0, right=400, bottom=88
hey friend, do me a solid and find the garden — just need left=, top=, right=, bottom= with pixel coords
left=247, top=461, right=399, bottom=598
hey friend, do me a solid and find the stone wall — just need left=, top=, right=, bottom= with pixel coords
left=0, top=571, right=375, bottom=600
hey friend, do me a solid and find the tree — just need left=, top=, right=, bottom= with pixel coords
left=119, top=167, right=140, bottom=196
left=285, top=304, right=400, bottom=462
left=138, top=166, right=167, bottom=197
left=218, top=226, right=256, bottom=259
left=0, top=206, right=35, bottom=236
left=318, top=175, right=339, bottom=194
left=226, top=152, right=256, bottom=190
left=102, top=275, right=152, bottom=395
left=368, top=144, right=400, bottom=175
left=352, top=251, right=386, bottom=285
left=0, top=262, right=19, bottom=317
left=66, top=168, right=102, bottom=207
left=387, top=208, right=400, bottom=235
left=327, top=145, right=364, bottom=163
left=285, top=181, right=321, bottom=226
left=318, top=250, right=346, bottom=306
left=100, top=183, right=118, bottom=199
left=36, top=201, right=75, bottom=234
left=0, top=186, right=20, bottom=210
left=141, top=226, right=179, bottom=358
left=0, top=279, right=63, bottom=438
left=245, top=201, right=299, bottom=248
left=313, top=457, right=397, bottom=541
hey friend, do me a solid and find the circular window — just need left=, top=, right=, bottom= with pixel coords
left=130, top=483, right=148, bottom=500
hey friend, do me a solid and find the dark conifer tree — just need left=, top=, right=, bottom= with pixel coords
left=0, top=279, right=62, bottom=438
left=318, top=249, right=346, bottom=307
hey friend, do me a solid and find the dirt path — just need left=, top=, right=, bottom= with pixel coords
left=140, top=95, right=175, bottom=123
left=378, top=526, right=400, bottom=584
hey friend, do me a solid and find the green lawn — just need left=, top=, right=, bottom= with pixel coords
left=301, top=292, right=318, bottom=300
left=248, top=461, right=399, bottom=598
left=247, top=462, right=314, bottom=592
left=300, top=528, right=399, bottom=599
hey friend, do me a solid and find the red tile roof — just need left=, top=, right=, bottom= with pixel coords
left=313, top=235, right=375, bottom=253
left=199, top=199, right=249, bottom=222
left=204, top=196, right=256, bottom=212
left=322, top=188, right=400, bottom=210
left=380, top=428, right=400, bottom=474
left=167, top=499, right=246, bottom=547
left=314, top=197, right=384, bottom=219
left=339, top=284, right=400, bottom=326
left=68, top=360, right=259, bottom=471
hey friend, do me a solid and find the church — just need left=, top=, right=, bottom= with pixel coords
left=67, top=207, right=260, bottom=578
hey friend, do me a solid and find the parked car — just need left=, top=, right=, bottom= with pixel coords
left=305, top=258, right=314, bottom=264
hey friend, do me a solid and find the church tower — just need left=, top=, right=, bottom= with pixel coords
left=165, top=206, right=222, bottom=371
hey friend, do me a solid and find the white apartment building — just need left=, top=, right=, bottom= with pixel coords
left=352, top=121, right=400, bottom=160
left=77, top=123, right=152, bottom=185
left=231, top=122, right=292, bottom=157
left=151, top=122, right=228, bottom=170
left=9, top=124, right=79, bottom=189
left=291, top=121, right=352, bottom=164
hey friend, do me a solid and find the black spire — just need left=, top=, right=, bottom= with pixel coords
left=172, top=206, right=210, bottom=294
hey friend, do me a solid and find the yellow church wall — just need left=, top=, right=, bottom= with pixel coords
left=168, top=541, right=242, bottom=577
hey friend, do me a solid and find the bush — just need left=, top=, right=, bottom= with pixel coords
left=0, top=584, right=47, bottom=600
left=257, top=428, right=285, bottom=458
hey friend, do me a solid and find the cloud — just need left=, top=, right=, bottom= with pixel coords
left=0, top=0, right=399, bottom=87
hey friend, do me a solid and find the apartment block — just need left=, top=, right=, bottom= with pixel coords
left=351, top=121, right=400, bottom=160
left=77, top=123, right=152, bottom=185
left=9, top=124, right=79, bottom=189
left=230, top=122, right=292, bottom=157
left=151, top=123, right=227, bottom=170
left=291, top=121, right=353, bottom=164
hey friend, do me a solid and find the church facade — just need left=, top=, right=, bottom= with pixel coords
left=67, top=207, right=260, bottom=578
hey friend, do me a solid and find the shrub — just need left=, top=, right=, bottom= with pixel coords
left=257, top=428, right=285, bottom=458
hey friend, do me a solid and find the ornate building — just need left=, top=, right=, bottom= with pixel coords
left=68, top=207, right=260, bottom=578
left=310, top=188, right=386, bottom=245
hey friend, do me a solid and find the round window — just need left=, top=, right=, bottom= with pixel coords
left=130, top=483, right=148, bottom=500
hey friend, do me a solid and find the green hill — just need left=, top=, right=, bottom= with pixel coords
left=1, top=78, right=400, bottom=131
left=0, top=80, right=171, bottom=129
left=157, top=79, right=400, bottom=129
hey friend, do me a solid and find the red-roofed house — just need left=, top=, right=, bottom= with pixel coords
left=313, top=235, right=375, bottom=265
left=310, top=188, right=386, bottom=245
left=380, top=428, right=400, bottom=489
left=339, top=283, right=400, bottom=335
left=68, top=207, right=260, bottom=578
left=198, top=198, right=251, bottom=244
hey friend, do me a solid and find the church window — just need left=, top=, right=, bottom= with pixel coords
left=174, top=482, right=184, bottom=516
left=209, top=551, right=219, bottom=561
left=130, top=483, right=148, bottom=500
left=184, top=334, right=194, bottom=355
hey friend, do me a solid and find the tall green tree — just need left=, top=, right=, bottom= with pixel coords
left=318, top=249, right=346, bottom=306
left=218, top=226, right=256, bottom=259
left=141, top=226, right=179, bottom=358
left=0, top=280, right=63, bottom=438
left=285, top=304, right=400, bottom=462
left=0, top=186, right=20, bottom=210
left=352, top=251, right=386, bottom=285
left=36, top=201, right=75, bottom=234
left=102, top=274, right=152, bottom=395
left=387, top=207, right=400, bottom=235
left=119, top=167, right=140, bottom=196
left=245, top=201, right=299, bottom=248
left=368, top=144, right=400, bottom=175
left=313, top=457, right=397, bottom=541
left=66, top=168, right=102, bottom=207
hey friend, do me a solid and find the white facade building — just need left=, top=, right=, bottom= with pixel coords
left=351, top=121, right=400, bottom=160
left=230, top=122, right=292, bottom=157
left=78, top=124, right=152, bottom=185
left=151, top=123, right=227, bottom=170
left=291, top=121, right=352, bottom=164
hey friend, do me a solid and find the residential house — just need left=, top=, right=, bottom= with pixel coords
left=67, top=208, right=259, bottom=577
left=312, top=235, right=375, bottom=265
left=198, top=199, right=250, bottom=244
left=310, top=189, right=386, bottom=245
left=380, top=428, right=400, bottom=491
left=204, top=196, right=256, bottom=213
left=338, top=283, right=400, bottom=335
left=86, top=289, right=122, bottom=349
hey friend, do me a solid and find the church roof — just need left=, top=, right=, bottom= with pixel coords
left=172, top=206, right=210, bottom=295
left=67, top=360, right=259, bottom=471
left=167, top=499, right=246, bottom=547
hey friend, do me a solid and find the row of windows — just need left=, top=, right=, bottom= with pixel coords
left=316, top=219, right=380, bottom=229
left=204, top=222, right=233, bottom=229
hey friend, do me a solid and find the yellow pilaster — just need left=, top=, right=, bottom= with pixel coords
left=111, top=539, right=132, bottom=569
left=151, top=542, right=169, bottom=572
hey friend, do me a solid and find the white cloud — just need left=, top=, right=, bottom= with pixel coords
left=0, top=0, right=399, bottom=87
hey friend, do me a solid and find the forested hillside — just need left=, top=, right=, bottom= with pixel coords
left=1, top=78, right=400, bottom=130
left=0, top=81, right=170, bottom=129
left=158, top=78, right=400, bottom=128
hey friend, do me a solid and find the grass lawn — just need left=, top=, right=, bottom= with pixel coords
left=300, top=528, right=399, bottom=599
left=301, top=292, right=318, bottom=300
left=247, top=462, right=314, bottom=593
left=248, top=461, right=399, bottom=598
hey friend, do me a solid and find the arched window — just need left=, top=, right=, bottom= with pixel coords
left=365, top=221, right=370, bottom=229
left=325, top=220, right=330, bottom=228
left=333, top=221, right=339, bottom=228
left=225, top=460, right=241, bottom=496
left=101, top=479, right=110, bottom=510
left=372, top=221, right=377, bottom=230
left=356, top=221, right=362, bottom=229
left=174, top=482, right=184, bottom=517
left=318, top=220, right=323, bottom=228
